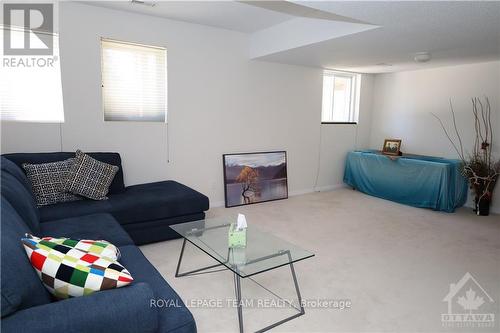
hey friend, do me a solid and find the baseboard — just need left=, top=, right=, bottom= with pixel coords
left=211, top=185, right=500, bottom=214
left=210, top=200, right=225, bottom=208
left=464, top=202, right=500, bottom=215
left=313, top=184, right=347, bottom=192
left=289, top=184, right=347, bottom=196
left=287, top=188, right=314, bottom=196
left=210, top=183, right=347, bottom=208
left=289, top=184, right=346, bottom=196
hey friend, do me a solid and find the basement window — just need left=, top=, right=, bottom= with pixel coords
left=321, top=71, right=360, bottom=124
left=101, top=38, right=167, bottom=122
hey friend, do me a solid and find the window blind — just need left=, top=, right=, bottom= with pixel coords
left=0, top=27, right=64, bottom=123
left=101, top=38, right=167, bottom=122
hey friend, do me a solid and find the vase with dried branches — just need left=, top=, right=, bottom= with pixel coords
left=432, top=97, right=499, bottom=216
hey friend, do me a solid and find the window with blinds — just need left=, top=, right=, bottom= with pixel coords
left=101, top=38, right=167, bottom=122
left=0, top=27, right=64, bottom=123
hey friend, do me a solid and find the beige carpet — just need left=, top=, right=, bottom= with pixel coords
left=140, top=189, right=500, bottom=332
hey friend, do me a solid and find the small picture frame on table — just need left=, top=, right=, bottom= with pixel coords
left=382, top=139, right=402, bottom=156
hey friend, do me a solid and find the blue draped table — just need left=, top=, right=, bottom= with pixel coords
left=343, top=150, right=468, bottom=212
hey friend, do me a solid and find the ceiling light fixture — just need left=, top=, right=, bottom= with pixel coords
left=131, top=0, right=156, bottom=7
left=414, top=52, right=431, bottom=63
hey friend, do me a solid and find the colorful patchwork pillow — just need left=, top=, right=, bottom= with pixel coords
left=21, top=237, right=133, bottom=299
left=26, top=234, right=120, bottom=261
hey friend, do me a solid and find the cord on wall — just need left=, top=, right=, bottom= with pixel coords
left=166, top=117, right=170, bottom=163
left=354, top=122, right=359, bottom=151
left=313, top=118, right=323, bottom=192
left=353, top=75, right=363, bottom=151
left=59, top=122, right=63, bottom=152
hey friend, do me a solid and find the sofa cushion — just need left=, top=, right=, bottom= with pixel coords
left=65, top=150, right=119, bottom=200
left=22, top=237, right=133, bottom=299
left=1, top=172, right=40, bottom=233
left=2, top=152, right=125, bottom=194
left=39, top=214, right=134, bottom=247
left=39, top=199, right=111, bottom=223
left=123, top=213, right=205, bottom=245
left=39, top=181, right=209, bottom=225
left=22, top=159, right=82, bottom=206
left=1, top=198, right=52, bottom=317
left=109, top=181, right=209, bottom=225
left=0, top=282, right=158, bottom=333
left=118, top=245, right=196, bottom=333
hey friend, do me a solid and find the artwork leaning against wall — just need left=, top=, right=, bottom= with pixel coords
left=223, top=151, right=288, bottom=208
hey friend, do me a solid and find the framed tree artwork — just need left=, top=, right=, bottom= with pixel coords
left=222, top=151, right=288, bottom=208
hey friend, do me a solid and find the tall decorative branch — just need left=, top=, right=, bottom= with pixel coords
left=432, top=97, right=499, bottom=214
left=449, top=99, right=465, bottom=160
left=431, top=103, right=465, bottom=161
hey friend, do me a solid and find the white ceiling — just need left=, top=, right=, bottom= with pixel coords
left=85, top=1, right=500, bottom=73
left=86, top=1, right=294, bottom=33
left=263, top=1, right=500, bottom=73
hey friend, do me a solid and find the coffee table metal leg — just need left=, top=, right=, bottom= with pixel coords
left=174, top=238, right=187, bottom=278
left=175, top=241, right=306, bottom=332
left=234, top=273, right=244, bottom=333
left=287, top=251, right=305, bottom=316
left=252, top=260, right=305, bottom=333
left=232, top=257, right=305, bottom=333
left=175, top=238, right=228, bottom=277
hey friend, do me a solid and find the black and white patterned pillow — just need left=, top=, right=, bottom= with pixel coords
left=64, top=150, right=119, bottom=200
left=22, top=159, right=82, bottom=206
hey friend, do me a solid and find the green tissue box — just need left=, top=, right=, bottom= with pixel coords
left=228, top=223, right=247, bottom=248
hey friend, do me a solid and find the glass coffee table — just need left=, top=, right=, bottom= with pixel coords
left=170, top=216, right=314, bottom=333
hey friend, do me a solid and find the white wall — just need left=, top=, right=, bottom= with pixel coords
left=1, top=2, right=373, bottom=206
left=370, top=61, right=500, bottom=213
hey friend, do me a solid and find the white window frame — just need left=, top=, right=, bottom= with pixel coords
left=100, top=37, right=167, bottom=123
left=321, top=70, right=361, bottom=124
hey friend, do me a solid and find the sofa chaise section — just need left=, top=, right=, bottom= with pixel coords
left=2, top=152, right=210, bottom=245
left=38, top=180, right=208, bottom=244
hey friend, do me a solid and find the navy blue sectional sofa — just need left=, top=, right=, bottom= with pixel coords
left=1, top=152, right=210, bottom=333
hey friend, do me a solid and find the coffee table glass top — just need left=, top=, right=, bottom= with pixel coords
left=170, top=216, right=314, bottom=278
